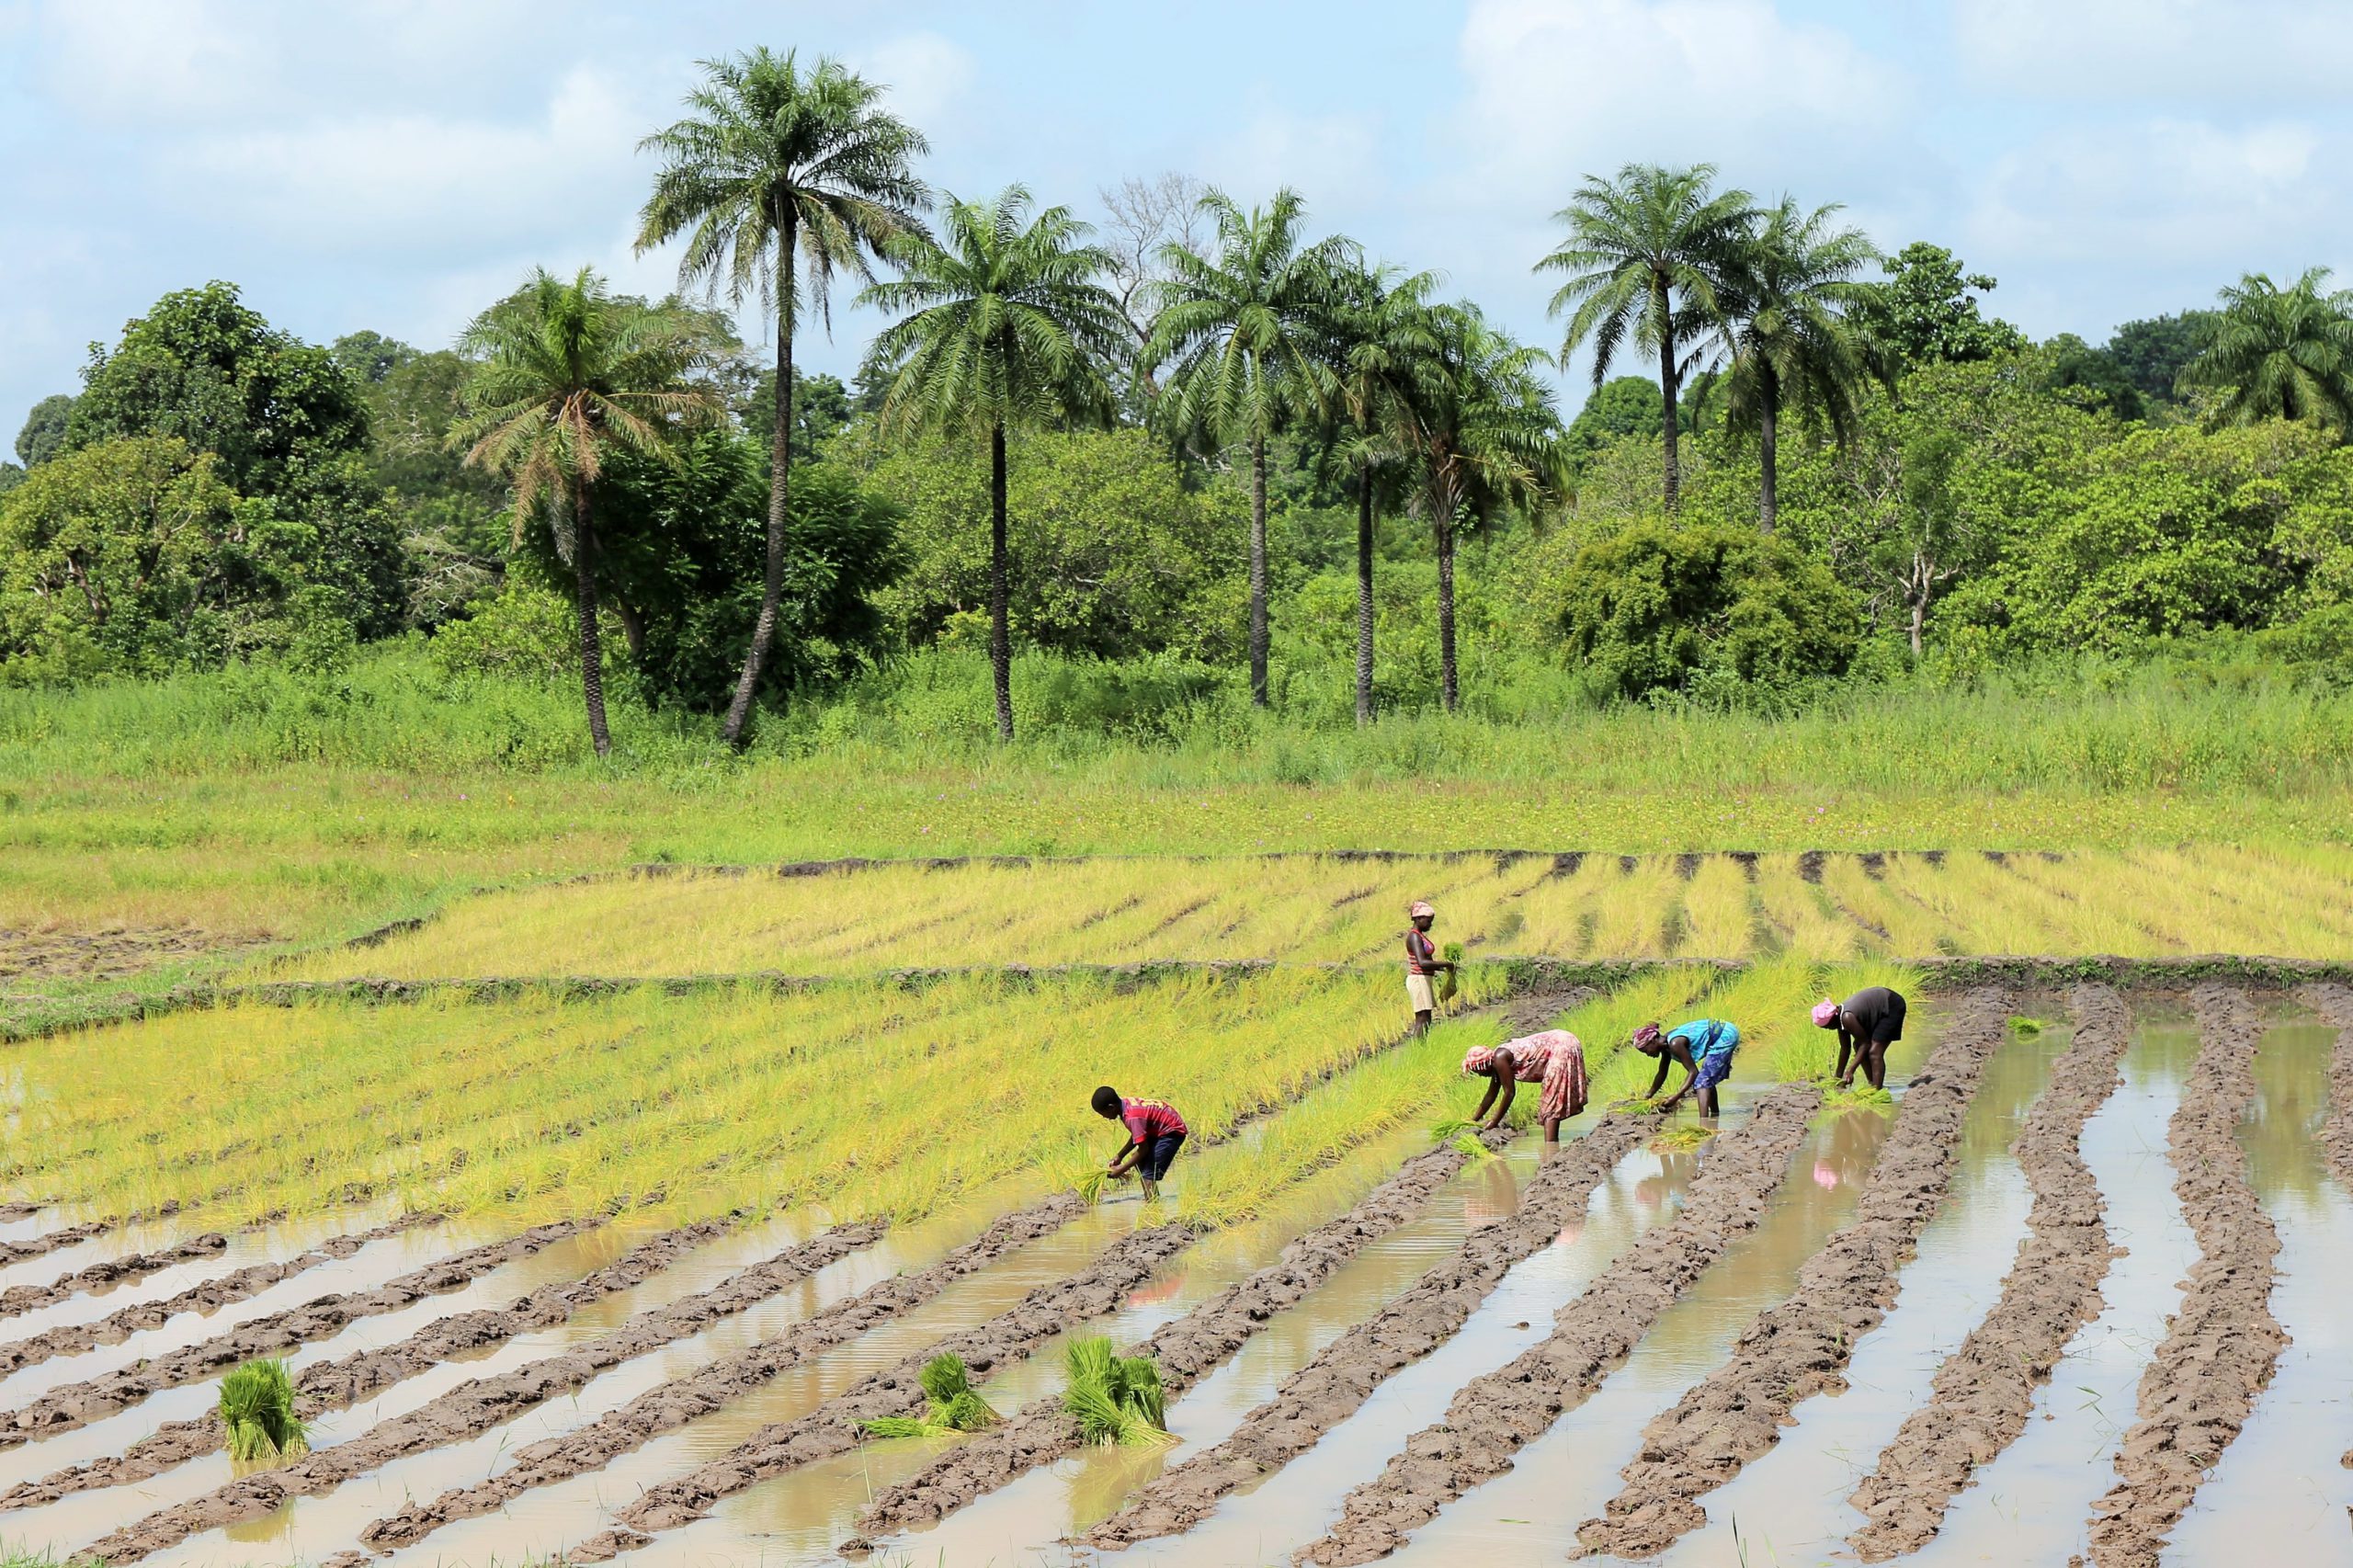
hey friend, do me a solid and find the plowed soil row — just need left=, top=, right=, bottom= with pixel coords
left=1846, top=983, right=2134, bottom=1560
left=566, top=1213, right=1202, bottom=1560
left=1083, top=1110, right=1652, bottom=1552
left=0, top=1213, right=439, bottom=1374
left=849, top=1123, right=1526, bottom=1542
left=85, top=1212, right=907, bottom=1561
left=1294, top=1084, right=1823, bottom=1567
left=2307, top=983, right=2353, bottom=1191
left=0, top=1230, right=232, bottom=1320
left=2, top=1220, right=589, bottom=1446
left=0, top=1215, right=743, bottom=1509
left=2083, top=983, right=2285, bottom=1568
left=0, top=1221, right=112, bottom=1270
left=1572, top=987, right=2011, bottom=1561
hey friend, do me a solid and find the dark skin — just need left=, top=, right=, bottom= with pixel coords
left=1468, top=1045, right=1585, bottom=1142
left=1097, top=1099, right=1170, bottom=1198
left=1638, top=1035, right=1721, bottom=1119
left=1829, top=1012, right=1889, bottom=1092
left=1409, top=913, right=1456, bottom=1038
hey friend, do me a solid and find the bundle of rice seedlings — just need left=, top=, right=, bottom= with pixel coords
left=1437, top=942, right=1466, bottom=1004
left=220, top=1358, right=308, bottom=1464
left=1062, top=1335, right=1176, bottom=1447
left=1648, top=1125, right=1717, bottom=1153
left=2007, top=1016, right=2050, bottom=1038
left=1822, top=1084, right=1896, bottom=1111
left=861, top=1353, right=1000, bottom=1439
left=1427, top=1117, right=1496, bottom=1161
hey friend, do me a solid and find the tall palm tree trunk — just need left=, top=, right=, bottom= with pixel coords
left=1757, top=370, right=1779, bottom=534
left=1249, top=433, right=1269, bottom=708
left=990, top=421, right=1014, bottom=742
left=1656, top=278, right=1681, bottom=515
left=572, top=483, right=612, bottom=758
left=1355, top=470, right=1375, bottom=727
left=721, top=207, right=799, bottom=747
left=1436, top=511, right=1459, bottom=713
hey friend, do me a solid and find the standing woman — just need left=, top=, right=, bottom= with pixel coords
left=1462, top=1028, right=1588, bottom=1142
left=1814, top=984, right=1906, bottom=1092
left=1404, top=900, right=1456, bottom=1037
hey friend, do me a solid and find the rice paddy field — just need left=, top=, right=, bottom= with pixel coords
left=2, top=834, right=2348, bottom=1567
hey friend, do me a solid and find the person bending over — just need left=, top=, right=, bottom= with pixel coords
left=1462, top=1028, right=1588, bottom=1142
left=1092, top=1085, right=1188, bottom=1202
left=1632, top=1017, right=1741, bottom=1119
left=1813, top=985, right=1906, bottom=1092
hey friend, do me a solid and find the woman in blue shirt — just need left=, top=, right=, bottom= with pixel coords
left=1631, top=1017, right=1740, bottom=1119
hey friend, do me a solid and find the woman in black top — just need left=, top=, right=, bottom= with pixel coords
left=1813, top=985, right=1906, bottom=1092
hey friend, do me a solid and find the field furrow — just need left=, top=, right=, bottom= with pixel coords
left=1845, top=983, right=2134, bottom=1559
left=2083, top=983, right=2286, bottom=1567
left=1570, top=987, right=2011, bottom=1559
left=0, top=1231, right=238, bottom=1321
left=2308, top=983, right=2353, bottom=1197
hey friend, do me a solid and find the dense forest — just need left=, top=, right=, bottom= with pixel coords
left=3, top=49, right=2349, bottom=757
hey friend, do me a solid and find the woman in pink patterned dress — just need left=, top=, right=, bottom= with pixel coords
left=1461, top=1028, right=1588, bottom=1142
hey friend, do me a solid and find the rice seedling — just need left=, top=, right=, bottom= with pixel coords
left=1062, top=1335, right=1175, bottom=1448
left=1585, top=858, right=1687, bottom=960
left=1437, top=942, right=1465, bottom=1004
left=1649, top=1125, right=1717, bottom=1153
left=861, top=1353, right=999, bottom=1438
left=1675, top=854, right=1760, bottom=958
left=220, top=1358, right=308, bottom=1464
left=1751, top=856, right=1868, bottom=959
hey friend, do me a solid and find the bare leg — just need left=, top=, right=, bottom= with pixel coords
left=1541, top=1115, right=1561, bottom=1143
left=1863, top=1042, right=1888, bottom=1092
left=1699, top=1083, right=1720, bottom=1119
left=1414, top=1009, right=1432, bottom=1039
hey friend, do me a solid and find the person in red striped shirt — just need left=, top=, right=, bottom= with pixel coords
left=1093, top=1085, right=1188, bottom=1202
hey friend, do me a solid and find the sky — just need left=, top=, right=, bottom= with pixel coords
left=6, top=0, right=2353, bottom=445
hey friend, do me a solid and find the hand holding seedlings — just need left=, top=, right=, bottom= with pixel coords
left=1092, top=1085, right=1188, bottom=1202
left=1461, top=1028, right=1588, bottom=1142
left=1404, top=900, right=1456, bottom=1037
left=1632, top=1017, right=1741, bottom=1119
left=1814, top=985, right=1907, bottom=1092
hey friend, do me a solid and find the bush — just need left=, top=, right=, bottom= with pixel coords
left=1548, top=521, right=1864, bottom=705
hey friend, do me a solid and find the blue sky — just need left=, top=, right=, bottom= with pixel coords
left=6, top=0, right=2353, bottom=444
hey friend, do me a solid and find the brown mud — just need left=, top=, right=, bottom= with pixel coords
left=0, top=1214, right=439, bottom=1374
left=82, top=1213, right=905, bottom=1561
left=1292, top=1085, right=1823, bottom=1567
left=0, top=1220, right=588, bottom=1448
left=1080, top=1112, right=1653, bottom=1552
left=0, top=1232, right=232, bottom=1320
left=0, top=1215, right=752, bottom=1510
left=1845, top=983, right=2133, bottom=1560
left=2083, top=983, right=2286, bottom=1568
left=563, top=1210, right=1202, bottom=1561
left=0, top=1223, right=111, bottom=1271
left=0, top=923, right=267, bottom=984
left=2309, top=983, right=2353, bottom=1191
left=0, top=1206, right=41, bottom=1224
left=1570, top=988, right=2011, bottom=1560
left=848, top=1124, right=1526, bottom=1542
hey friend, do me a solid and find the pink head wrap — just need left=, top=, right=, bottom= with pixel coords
left=1408, top=900, right=1436, bottom=919
left=1462, top=1046, right=1497, bottom=1076
left=1812, top=999, right=1841, bottom=1028
left=1631, top=1022, right=1663, bottom=1051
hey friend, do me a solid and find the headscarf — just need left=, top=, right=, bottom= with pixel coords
left=1461, top=1045, right=1498, bottom=1076
left=1408, top=900, right=1436, bottom=919
left=1631, top=1022, right=1663, bottom=1051
left=1812, top=998, right=1841, bottom=1028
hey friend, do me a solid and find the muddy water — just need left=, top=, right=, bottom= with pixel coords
left=1912, top=1013, right=2200, bottom=1566
left=2169, top=1018, right=2353, bottom=1565
left=0, top=1196, right=409, bottom=1301
left=1641, top=1021, right=2058, bottom=1566
left=402, top=1121, right=1450, bottom=1568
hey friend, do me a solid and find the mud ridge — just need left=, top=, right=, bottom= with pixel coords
left=0, top=1220, right=588, bottom=1449
left=0, top=1215, right=750, bottom=1511
left=82, top=1213, right=907, bottom=1562
left=2305, top=984, right=2353, bottom=1193
left=2082, top=983, right=2285, bottom=1568
left=1845, top=983, right=2134, bottom=1560
left=1293, top=1085, right=1822, bottom=1566
left=0, top=1232, right=231, bottom=1320
left=1571, top=988, right=2012, bottom=1561
left=0, top=1214, right=439, bottom=1373
left=566, top=1212, right=1203, bottom=1561
left=0, top=1221, right=111, bottom=1270
left=1082, top=1112, right=1654, bottom=1552
left=0, top=1205, right=41, bottom=1223
left=852, top=1123, right=1525, bottom=1540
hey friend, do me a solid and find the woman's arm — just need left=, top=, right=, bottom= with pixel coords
left=1643, top=1052, right=1671, bottom=1100
left=1655, top=1044, right=1699, bottom=1108
left=1471, top=1074, right=1503, bottom=1125
left=1481, top=1048, right=1518, bottom=1129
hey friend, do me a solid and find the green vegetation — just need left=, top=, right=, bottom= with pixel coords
left=1062, top=1336, right=1174, bottom=1447
left=861, top=1353, right=999, bottom=1438
left=219, top=1358, right=309, bottom=1463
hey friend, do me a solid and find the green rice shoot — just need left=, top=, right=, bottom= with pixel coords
left=1062, top=1335, right=1175, bottom=1448
left=220, top=1358, right=307, bottom=1464
left=861, top=1353, right=999, bottom=1439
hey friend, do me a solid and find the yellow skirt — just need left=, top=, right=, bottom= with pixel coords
left=1406, top=972, right=1436, bottom=1012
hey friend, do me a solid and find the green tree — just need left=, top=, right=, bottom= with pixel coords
left=637, top=47, right=930, bottom=745
left=860, top=186, right=1128, bottom=739
left=329, top=331, right=416, bottom=385
left=454, top=268, right=727, bottom=755
left=1851, top=242, right=2025, bottom=367
left=64, top=282, right=402, bottom=635
left=1711, top=197, right=1881, bottom=531
left=16, top=393, right=75, bottom=468
left=2177, top=267, right=2353, bottom=433
left=1537, top=162, right=1755, bottom=514
left=1397, top=302, right=1562, bottom=709
left=2040, top=333, right=2145, bottom=421
left=1325, top=262, right=1438, bottom=724
left=1144, top=186, right=1347, bottom=707
left=1564, top=377, right=1667, bottom=473
left=738, top=368, right=855, bottom=466
left=2107, top=311, right=2216, bottom=405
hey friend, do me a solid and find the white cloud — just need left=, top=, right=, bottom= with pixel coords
left=1954, top=0, right=2353, bottom=100
left=851, top=31, right=976, bottom=143
left=1201, top=106, right=1384, bottom=213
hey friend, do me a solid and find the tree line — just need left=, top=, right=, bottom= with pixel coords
left=6, top=46, right=2353, bottom=752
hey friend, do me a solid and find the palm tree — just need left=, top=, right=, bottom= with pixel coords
left=2179, top=267, right=2353, bottom=432
left=1326, top=262, right=1439, bottom=725
left=1712, top=197, right=1881, bottom=531
left=637, top=48, right=929, bottom=745
left=456, top=268, right=725, bottom=756
left=861, top=186, right=1128, bottom=741
left=1396, top=303, right=1563, bottom=710
left=1144, top=187, right=1348, bottom=707
left=1536, top=163, right=1755, bottom=513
